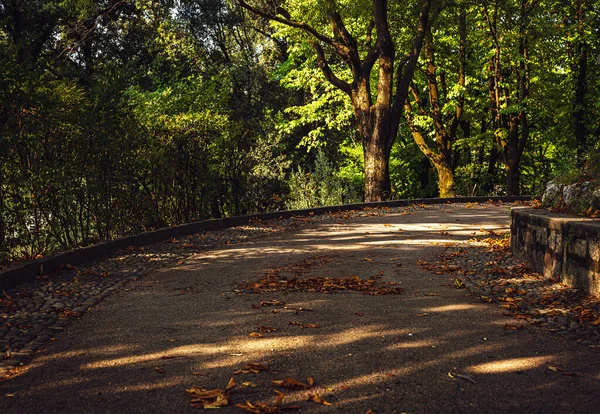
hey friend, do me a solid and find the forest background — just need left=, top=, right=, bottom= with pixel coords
left=0, top=0, right=598, bottom=268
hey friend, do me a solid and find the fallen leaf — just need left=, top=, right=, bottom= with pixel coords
left=236, top=400, right=301, bottom=413
left=259, top=299, right=285, bottom=307
left=273, top=377, right=308, bottom=390
left=288, top=321, right=320, bottom=329
left=234, top=363, right=270, bottom=374
left=274, top=390, right=285, bottom=406
left=415, top=313, right=429, bottom=317
left=168, top=338, right=177, bottom=343
left=448, top=372, right=476, bottom=384
left=241, top=382, right=257, bottom=388
left=235, top=401, right=261, bottom=413
left=258, top=325, right=277, bottom=333
left=225, top=377, right=236, bottom=392
left=186, top=388, right=223, bottom=399
left=307, top=376, right=314, bottom=387
left=503, top=324, right=525, bottom=330
left=249, top=332, right=264, bottom=338
left=154, top=367, right=165, bottom=374
left=202, top=393, right=229, bottom=409
left=308, top=394, right=333, bottom=406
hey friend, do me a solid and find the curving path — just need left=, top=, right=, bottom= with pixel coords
left=0, top=204, right=599, bottom=413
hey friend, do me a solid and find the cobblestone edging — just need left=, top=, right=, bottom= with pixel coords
left=511, top=207, right=600, bottom=297
left=1, top=196, right=531, bottom=292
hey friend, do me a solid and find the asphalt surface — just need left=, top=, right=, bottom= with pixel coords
left=1, top=205, right=599, bottom=413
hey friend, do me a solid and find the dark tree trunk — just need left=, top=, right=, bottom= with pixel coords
left=405, top=10, right=467, bottom=198
left=574, top=0, right=588, bottom=166
left=483, top=0, right=532, bottom=196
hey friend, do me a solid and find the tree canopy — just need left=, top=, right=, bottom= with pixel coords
left=0, top=0, right=598, bottom=267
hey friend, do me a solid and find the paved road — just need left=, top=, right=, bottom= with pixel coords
left=1, top=205, right=598, bottom=413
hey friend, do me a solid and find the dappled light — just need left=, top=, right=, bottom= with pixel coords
left=1, top=204, right=599, bottom=413
left=422, top=304, right=483, bottom=312
left=469, top=357, right=553, bottom=374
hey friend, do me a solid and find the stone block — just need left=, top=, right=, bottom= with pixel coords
left=512, top=207, right=600, bottom=297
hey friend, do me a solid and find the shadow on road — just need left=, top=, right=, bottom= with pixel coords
left=1, top=206, right=598, bottom=413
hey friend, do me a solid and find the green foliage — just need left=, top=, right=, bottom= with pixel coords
left=1, top=0, right=600, bottom=267
left=286, top=150, right=361, bottom=209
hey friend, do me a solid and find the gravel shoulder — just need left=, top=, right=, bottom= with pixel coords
left=0, top=203, right=599, bottom=413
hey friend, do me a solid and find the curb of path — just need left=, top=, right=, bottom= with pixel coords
left=0, top=196, right=532, bottom=291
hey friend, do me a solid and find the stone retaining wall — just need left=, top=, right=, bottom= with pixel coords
left=0, top=196, right=530, bottom=291
left=511, top=207, right=600, bottom=297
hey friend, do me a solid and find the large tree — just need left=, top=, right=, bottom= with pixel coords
left=237, top=0, right=431, bottom=201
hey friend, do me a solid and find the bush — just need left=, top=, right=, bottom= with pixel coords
left=286, top=150, right=361, bottom=209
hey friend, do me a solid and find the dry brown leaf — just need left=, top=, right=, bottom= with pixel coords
left=260, top=300, right=285, bottom=307
left=503, top=324, right=525, bottom=330
left=241, top=382, right=257, bottom=388
left=274, top=390, right=285, bottom=406
left=366, top=410, right=376, bottom=414
left=225, top=377, right=236, bottom=392
left=273, top=377, right=308, bottom=390
left=186, top=388, right=223, bottom=399
left=235, top=401, right=262, bottom=414
left=249, top=332, right=264, bottom=338
left=235, top=363, right=270, bottom=374
left=448, top=372, right=476, bottom=384
left=203, top=393, right=229, bottom=409
left=308, top=394, right=333, bottom=406
left=258, top=325, right=277, bottom=333
left=154, top=367, right=165, bottom=374
left=307, top=376, right=314, bottom=387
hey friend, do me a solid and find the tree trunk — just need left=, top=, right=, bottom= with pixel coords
left=237, top=0, right=431, bottom=202
left=363, top=139, right=391, bottom=201
left=505, top=143, right=521, bottom=196
left=574, top=1, right=588, bottom=165
left=434, top=162, right=455, bottom=198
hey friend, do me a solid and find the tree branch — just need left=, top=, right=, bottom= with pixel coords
left=236, top=0, right=338, bottom=48
left=365, top=20, right=375, bottom=47
left=391, top=0, right=431, bottom=122
left=312, top=42, right=353, bottom=96
left=409, top=83, right=428, bottom=116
